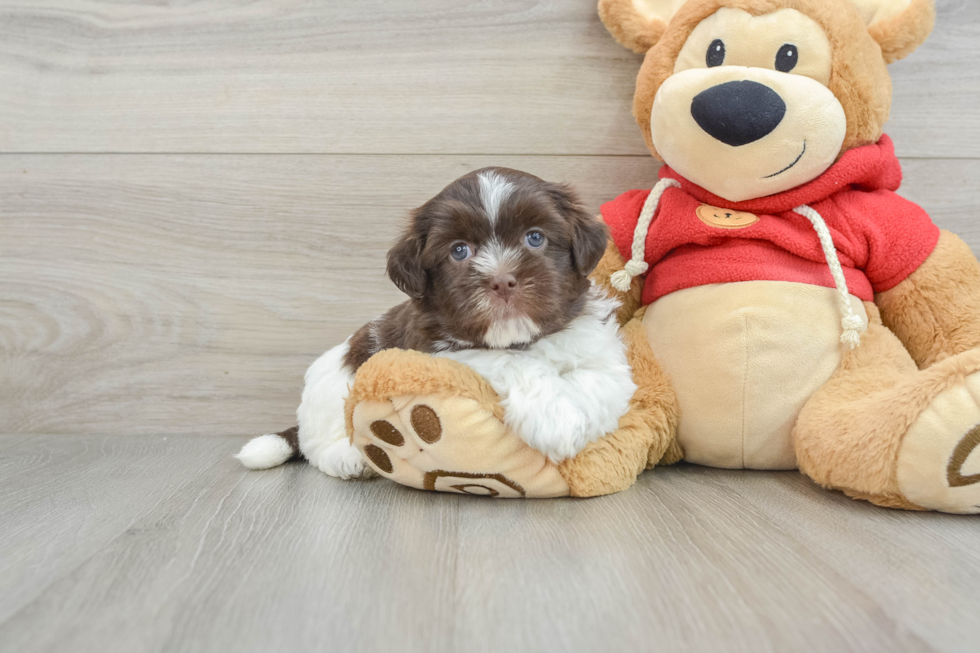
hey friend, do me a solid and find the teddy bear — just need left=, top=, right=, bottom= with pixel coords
left=343, top=0, right=980, bottom=514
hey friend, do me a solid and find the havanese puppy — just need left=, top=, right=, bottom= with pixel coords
left=237, top=167, right=637, bottom=478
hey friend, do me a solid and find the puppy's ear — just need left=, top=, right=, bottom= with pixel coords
left=598, top=0, right=676, bottom=54
left=549, top=183, right=609, bottom=277
left=852, top=0, right=935, bottom=63
left=386, top=226, right=427, bottom=300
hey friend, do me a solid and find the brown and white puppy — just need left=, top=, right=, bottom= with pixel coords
left=346, top=166, right=609, bottom=364
left=238, top=168, right=636, bottom=477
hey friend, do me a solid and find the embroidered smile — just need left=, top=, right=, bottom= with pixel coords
left=764, top=140, right=807, bottom=178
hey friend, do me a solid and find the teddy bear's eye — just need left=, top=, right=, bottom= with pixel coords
left=775, top=43, right=799, bottom=73
left=706, top=39, right=726, bottom=67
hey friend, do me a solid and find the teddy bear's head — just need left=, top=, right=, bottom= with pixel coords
left=599, top=0, right=935, bottom=202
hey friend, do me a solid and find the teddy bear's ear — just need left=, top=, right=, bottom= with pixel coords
left=598, top=0, right=682, bottom=54
left=851, top=0, right=936, bottom=63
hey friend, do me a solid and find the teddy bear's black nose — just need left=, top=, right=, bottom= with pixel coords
left=691, top=80, right=786, bottom=147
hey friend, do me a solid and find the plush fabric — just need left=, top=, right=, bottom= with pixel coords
left=346, top=309, right=679, bottom=498
left=653, top=8, right=848, bottom=201
left=794, top=302, right=980, bottom=511
left=897, top=374, right=980, bottom=513
left=558, top=311, right=681, bottom=496
left=435, top=288, right=637, bottom=463
left=867, top=0, right=936, bottom=63
left=630, top=0, right=893, bottom=160
left=876, top=230, right=980, bottom=368
left=644, top=282, right=867, bottom=470
left=351, top=382, right=571, bottom=498
left=602, top=137, right=940, bottom=304
left=597, top=0, right=672, bottom=53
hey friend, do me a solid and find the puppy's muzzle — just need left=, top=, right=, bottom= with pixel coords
left=691, top=80, right=786, bottom=147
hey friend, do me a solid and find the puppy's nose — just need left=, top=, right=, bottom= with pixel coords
left=489, top=273, right=518, bottom=300
left=691, top=80, right=786, bottom=147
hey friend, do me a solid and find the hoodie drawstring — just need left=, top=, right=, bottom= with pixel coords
left=794, top=204, right=866, bottom=349
left=610, top=178, right=681, bottom=293
left=609, top=181, right=866, bottom=349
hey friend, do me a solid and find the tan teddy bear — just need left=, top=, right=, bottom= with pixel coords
left=345, top=0, right=980, bottom=514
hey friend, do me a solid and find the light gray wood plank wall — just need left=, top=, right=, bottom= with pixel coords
left=0, top=5, right=978, bottom=435
left=0, top=0, right=977, bottom=156
left=4, top=156, right=980, bottom=437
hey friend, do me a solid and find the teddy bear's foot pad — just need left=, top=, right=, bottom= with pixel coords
left=350, top=394, right=570, bottom=498
left=897, top=372, right=980, bottom=514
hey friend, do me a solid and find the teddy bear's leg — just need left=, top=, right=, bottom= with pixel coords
left=794, top=303, right=980, bottom=513
left=558, top=310, right=681, bottom=496
left=345, top=311, right=681, bottom=498
left=345, top=348, right=570, bottom=498
left=344, top=234, right=681, bottom=498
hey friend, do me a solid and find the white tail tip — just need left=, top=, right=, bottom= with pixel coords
left=236, top=434, right=294, bottom=469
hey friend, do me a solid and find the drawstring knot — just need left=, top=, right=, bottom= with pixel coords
left=610, top=178, right=680, bottom=292
left=610, top=260, right=649, bottom=292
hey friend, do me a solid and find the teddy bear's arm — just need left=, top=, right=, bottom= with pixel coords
left=557, top=312, right=681, bottom=496
left=590, top=233, right=645, bottom=326
left=876, top=230, right=980, bottom=368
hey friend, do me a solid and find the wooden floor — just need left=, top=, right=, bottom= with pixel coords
left=0, top=433, right=976, bottom=653
left=2, top=1, right=980, bottom=651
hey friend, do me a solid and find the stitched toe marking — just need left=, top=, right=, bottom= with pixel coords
left=411, top=405, right=442, bottom=443
left=364, top=444, right=393, bottom=474
left=370, top=420, right=405, bottom=447
left=948, top=425, right=980, bottom=488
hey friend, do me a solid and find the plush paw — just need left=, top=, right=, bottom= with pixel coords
left=346, top=350, right=570, bottom=498
left=897, top=372, right=980, bottom=514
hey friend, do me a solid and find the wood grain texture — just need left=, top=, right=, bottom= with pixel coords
left=0, top=433, right=234, bottom=624
left=0, top=0, right=976, bottom=157
left=3, top=155, right=979, bottom=438
left=0, top=434, right=977, bottom=653
left=1, top=1, right=978, bottom=652
left=0, top=153, right=661, bottom=437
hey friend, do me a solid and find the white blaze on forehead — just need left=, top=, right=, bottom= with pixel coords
left=484, top=316, right=542, bottom=349
left=477, top=171, right=515, bottom=224
left=471, top=238, right=522, bottom=276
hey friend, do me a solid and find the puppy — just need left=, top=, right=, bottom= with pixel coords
left=237, top=167, right=637, bottom=477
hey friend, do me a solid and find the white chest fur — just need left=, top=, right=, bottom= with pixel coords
left=438, top=290, right=637, bottom=463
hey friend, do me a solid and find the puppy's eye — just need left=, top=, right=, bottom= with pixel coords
left=450, top=242, right=473, bottom=261
left=524, top=231, right=546, bottom=249
left=706, top=39, right=725, bottom=67
left=775, top=44, right=798, bottom=73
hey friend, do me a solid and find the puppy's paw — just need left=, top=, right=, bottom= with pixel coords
left=309, top=438, right=376, bottom=480
left=501, top=394, right=600, bottom=464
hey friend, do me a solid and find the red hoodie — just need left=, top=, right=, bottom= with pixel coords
left=600, top=136, right=939, bottom=306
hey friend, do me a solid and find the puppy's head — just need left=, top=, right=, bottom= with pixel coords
left=387, top=167, right=608, bottom=349
left=598, top=0, right=935, bottom=202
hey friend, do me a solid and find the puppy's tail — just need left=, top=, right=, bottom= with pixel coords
left=236, top=425, right=301, bottom=469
